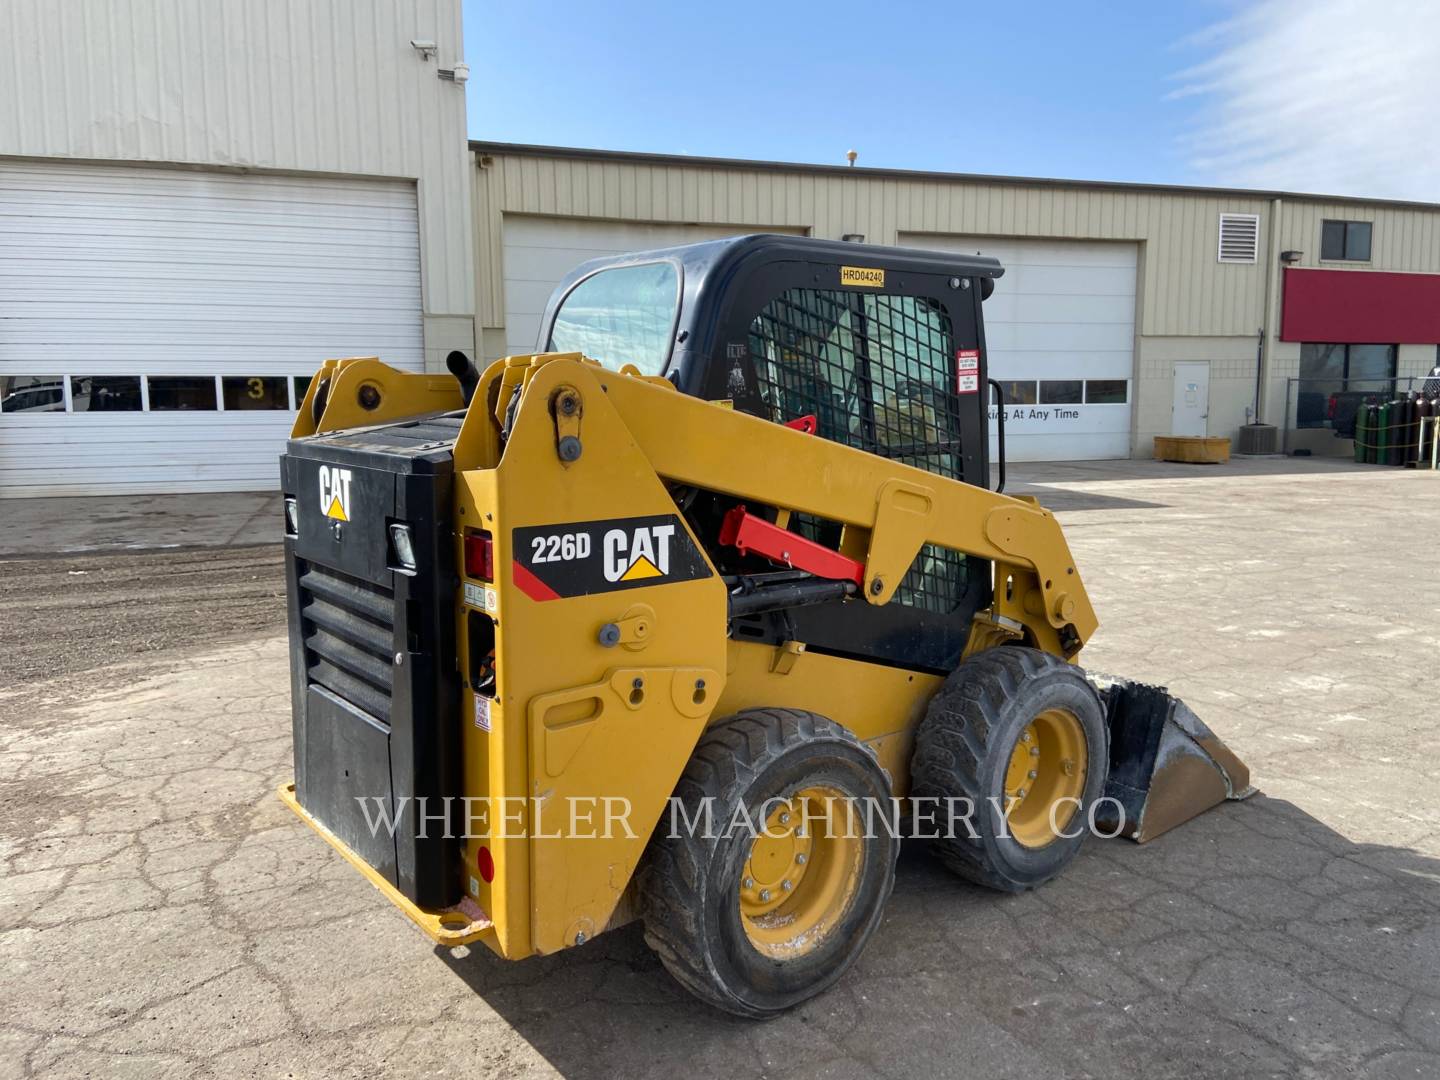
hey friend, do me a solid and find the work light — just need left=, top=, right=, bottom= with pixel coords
left=388, top=523, right=417, bottom=573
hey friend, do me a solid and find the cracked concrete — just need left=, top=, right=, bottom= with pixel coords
left=3, top=459, right=1439, bottom=1079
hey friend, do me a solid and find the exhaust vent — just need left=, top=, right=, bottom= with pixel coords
left=1218, top=213, right=1260, bottom=264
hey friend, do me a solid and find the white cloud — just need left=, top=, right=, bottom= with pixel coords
left=1172, top=0, right=1440, bottom=200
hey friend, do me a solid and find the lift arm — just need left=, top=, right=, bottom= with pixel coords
left=456, top=357, right=1097, bottom=657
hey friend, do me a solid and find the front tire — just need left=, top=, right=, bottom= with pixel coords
left=911, top=646, right=1108, bottom=892
left=639, top=709, right=898, bottom=1018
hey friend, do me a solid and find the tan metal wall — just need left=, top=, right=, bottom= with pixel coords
left=472, top=147, right=1440, bottom=344
left=1277, top=201, right=1440, bottom=273
left=1, top=0, right=474, bottom=345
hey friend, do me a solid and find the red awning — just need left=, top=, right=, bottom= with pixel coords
left=1281, top=267, right=1440, bottom=344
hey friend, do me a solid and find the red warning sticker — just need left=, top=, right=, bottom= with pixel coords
left=956, top=349, right=981, bottom=394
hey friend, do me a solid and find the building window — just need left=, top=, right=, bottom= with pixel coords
left=147, top=376, right=218, bottom=411
left=222, top=376, right=290, bottom=411
left=1300, top=342, right=1395, bottom=385
left=1297, top=343, right=1396, bottom=428
left=72, top=376, right=143, bottom=412
left=0, top=376, right=66, bottom=412
left=1085, top=379, right=1128, bottom=404
left=993, top=380, right=1037, bottom=405
left=1039, top=380, right=1083, bottom=405
left=1321, top=220, right=1372, bottom=261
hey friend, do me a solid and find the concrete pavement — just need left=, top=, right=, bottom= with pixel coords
left=0, top=492, right=283, bottom=556
left=3, top=459, right=1440, bottom=1079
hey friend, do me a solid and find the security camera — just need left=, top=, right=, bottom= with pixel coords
left=410, top=39, right=437, bottom=60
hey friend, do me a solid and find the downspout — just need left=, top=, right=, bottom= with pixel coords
left=1258, top=196, right=1282, bottom=423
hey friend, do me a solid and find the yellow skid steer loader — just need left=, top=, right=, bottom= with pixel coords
left=278, top=236, right=1251, bottom=1017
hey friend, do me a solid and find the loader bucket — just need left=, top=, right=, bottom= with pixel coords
left=1090, top=678, right=1255, bottom=843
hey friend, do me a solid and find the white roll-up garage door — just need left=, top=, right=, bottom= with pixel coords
left=899, top=234, right=1137, bottom=461
left=0, top=162, right=423, bottom=496
left=502, top=217, right=807, bottom=357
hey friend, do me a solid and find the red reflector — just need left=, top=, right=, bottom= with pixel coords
left=464, top=531, right=494, bottom=582
left=477, top=845, right=495, bottom=884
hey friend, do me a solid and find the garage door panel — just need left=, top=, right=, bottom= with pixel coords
left=933, top=239, right=1138, bottom=270
left=12, top=348, right=394, bottom=374
left=984, top=293, right=1136, bottom=325
left=502, top=245, right=616, bottom=284
left=986, top=350, right=1134, bottom=379
left=0, top=162, right=423, bottom=495
left=902, top=233, right=1137, bottom=462
left=999, top=265, right=1138, bottom=298
left=982, top=321, right=1136, bottom=353
left=502, top=278, right=564, bottom=318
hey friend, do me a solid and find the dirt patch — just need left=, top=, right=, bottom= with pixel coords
left=0, top=545, right=287, bottom=685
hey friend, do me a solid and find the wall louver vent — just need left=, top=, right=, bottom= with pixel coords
left=1218, top=213, right=1260, bottom=263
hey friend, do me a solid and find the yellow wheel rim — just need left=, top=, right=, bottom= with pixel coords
left=739, top=785, right=864, bottom=960
left=1003, top=708, right=1088, bottom=849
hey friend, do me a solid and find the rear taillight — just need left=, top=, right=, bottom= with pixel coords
left=464, top=530, right=494, bottom=582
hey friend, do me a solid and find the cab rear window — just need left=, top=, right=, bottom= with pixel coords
left=548, top=261, right=679, bottom=376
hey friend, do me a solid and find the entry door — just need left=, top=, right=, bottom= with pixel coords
left=1172, top=362, right=1210, bottom=436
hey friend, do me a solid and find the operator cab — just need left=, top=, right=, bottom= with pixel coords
left=537, top=235, right=1006, bottom=672
left=538, top=235, right=1002, bottom=485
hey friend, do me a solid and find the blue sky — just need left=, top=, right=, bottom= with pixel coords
left=461, top=1, right=1439, bottom=200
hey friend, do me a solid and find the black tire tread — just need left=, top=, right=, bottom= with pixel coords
left=911, top=647, right=1098, bottom=892
left=639, top=708, right=890, bottom=1017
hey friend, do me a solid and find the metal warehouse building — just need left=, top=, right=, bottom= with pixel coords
left=5, top=3, right=1440, bottom=495
left=470, top=142, right=1440, bottom=466
left=0, top=0, right=474, bottom=496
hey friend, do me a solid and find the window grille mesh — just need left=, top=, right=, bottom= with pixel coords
left=746, top=288, right=969, bottom=613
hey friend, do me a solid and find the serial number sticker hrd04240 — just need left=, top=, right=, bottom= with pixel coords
left=839, top=265, right=886, bottom=288
left=511, top=514, right=712, bottom=601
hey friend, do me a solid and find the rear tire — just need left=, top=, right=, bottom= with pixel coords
left=911, top=646, right=1108, bottom=892
left=639, top=709, right=897, bottom=1018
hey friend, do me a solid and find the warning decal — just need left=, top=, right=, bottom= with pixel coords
left=512, top=514, right=712, bottom=600
left=956, top=349, right=981, bottom=395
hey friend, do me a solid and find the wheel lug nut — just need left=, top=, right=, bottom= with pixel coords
left=1028, top=769, right=1037, bottom=779
left=1030, top=746, right=1040, bottom=757
left=781, top=879, right=793, bottom=892
left=1016, top=788, right=1027, bottom=798
left=743, top=877, right=754, bottom=889
left=795, top=853, right=807, bottom=865
left=779, top=813, right=790, bottom=825
left=759, top=889, right=771, bottom=902
left=1021, top=732, right=1031, bottom=742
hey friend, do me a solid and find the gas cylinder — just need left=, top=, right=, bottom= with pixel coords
left=1377, top=401, right=1390, bottom=465
left=1354, top=402, right=1369, bottom=463
left=1393, top=397, right=1412, bottom=466
left=1411, top=394, right=1422, bottom=466
left=1428, top=394, right=1440, bottom=466
left=1404, top=394, right=1420, bottom=466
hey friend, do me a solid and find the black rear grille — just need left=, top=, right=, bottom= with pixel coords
left=298, top=563, right=396, bottom=723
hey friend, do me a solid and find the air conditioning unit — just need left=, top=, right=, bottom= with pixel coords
left=1236, top=423, right=1278, bottom=455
